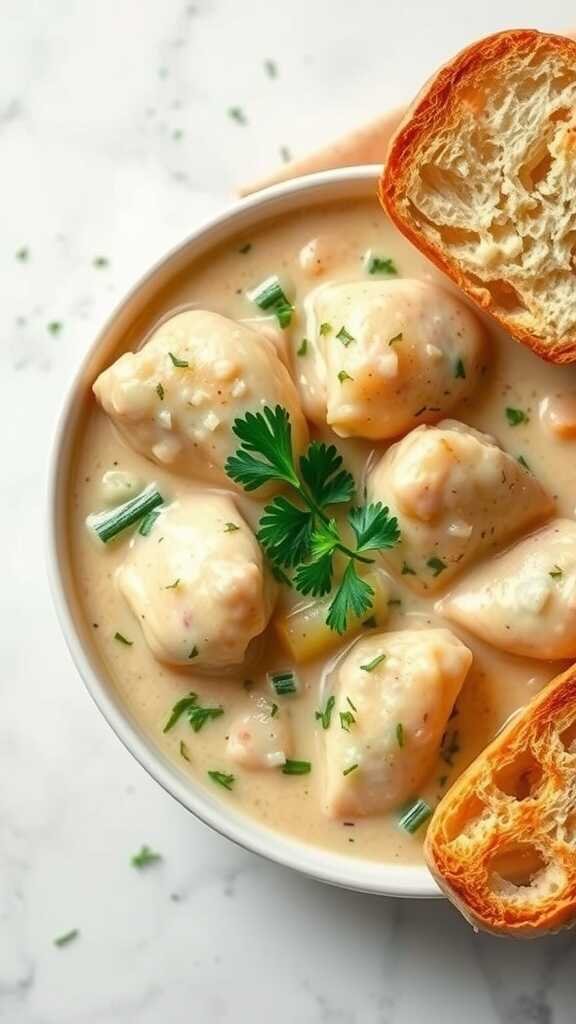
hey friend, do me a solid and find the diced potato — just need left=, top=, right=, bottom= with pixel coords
left=275, top=571, right=389, bottom=663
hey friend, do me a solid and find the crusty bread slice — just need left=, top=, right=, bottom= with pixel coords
left=425, top=664, right=576, bottom=937
left=380, top=29, right=576, bottom=364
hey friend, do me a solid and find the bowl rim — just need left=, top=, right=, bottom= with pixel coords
left=46, top=163, right=441, bottom=899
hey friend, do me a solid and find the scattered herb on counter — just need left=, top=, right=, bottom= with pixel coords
left=550, top=565, right=563, bottom=580
left=264, top=59, right=277, bottom=78
left=396, top=722, right=405, bottom=748
left=427, top=556, right=446, bottom=577
left=164, top=578, right=181, bottom=590
left=339, top=710, right=356, bottom=731
left=156, top=383, right=165, bottom=400
left=15, top=246, right=29, bottom=261
left=454, top=357, right=466, bottom=379
left=282, top=759, right=311, bottom=775
left=93, top=256, right=109, bottom=268
left=398, top=798, right=432, bottom=834
left=208, top=770, right=235, bottom=790
left=360, top=653, right=386, bottom=672
left=87, top=484, right=164, bottom=543
left=319, top=322, right=332, bottom=336
left=337, top=370, right=353, bottom=384
left=168, top=351, right=189, bottom=368
left=223, top=522, right=239, bottom=532
left=114, top=631, right=133, bottom=646
left=172, top=129, right=183, bottom=141
left=228, top=106, right=246, bottom=124
left=131, top=845, right=162, bottom=868
left=163, top=692, right=223, bottom=734
left=47, top=321, right=63, bottom=335
left=225, top=405, right=400, bottom=633
left=279, top=145, right=292, bottom=163
left=367, top=255, right=397, bottom=276
left=401, top=562, right=416, bottom=576
left=248, top=275, right=294, bottom=329
left=336, top=326, right=355, bottom=347
left=297, top=338, right=308, bottom=357
left=54, top=929, right=79, bottom=948
left=389, top=333, right=402, bottom=346
left=315, top=694, right=335, bottom=729
left=238, top=242, right=252, bottom=254
left=342, top=763, right=359, bottom=776
left=180, top=740, right=191, bottom=761
left=506, top=406, right=528, bottom=427
left=269, top=669, right=298, bottom=696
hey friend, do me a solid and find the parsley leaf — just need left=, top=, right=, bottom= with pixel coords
left=299, top=442, right=355, bottom=507
left=225, top=406, right=299, bottom=490
left=309, top=519, right=340, bottom=560
left=258, top=496, right=313, bottom=567
left=326, top=562, right=373, bottom=634
left=131, top=845, right=162, bottom=868
left=294, top=551, right=334, bottom=597
left=348, top=503, right=400, bottom=553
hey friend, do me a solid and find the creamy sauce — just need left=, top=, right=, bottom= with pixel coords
left=68, top=197, right=576, bottom=866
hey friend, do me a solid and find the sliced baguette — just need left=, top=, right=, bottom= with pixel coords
left=380, top=29, right=576, bottom=364
left=425, top=664, right=576, bottom=937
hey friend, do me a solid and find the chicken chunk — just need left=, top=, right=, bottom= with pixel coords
left=117, top=494, right=276, bottom=670
left=227, top=697, right=292, bottom=769
left=439, top=519, right=576, bottom=659
left=93, top=310, right=308, bottom=489
left=299, top=279, right=486, bottom=437
left=367, top=420, right=553, bottom=593
left=323, top=629, right=472, bottom=818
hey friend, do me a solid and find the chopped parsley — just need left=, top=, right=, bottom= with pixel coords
left=54, top=929, right=79, bottom=947
left=208, top=770, right=235, bottom=790
left=360, top=653, right=386, bottom=672
left=297, top=338, right=308, bottom=357
left=396, top=722, right=405, bottom=748
left=367, top=255, right=397, bottom=275
left=180, top=740, right=191, bottom=761
left=228, top=106, right=246, bottom=124
left=338, top=370, right=353, bottom=383
left=172, top=129, right=183, bottom=141
left=93, top=256, right=109, bottom=268
left=506, top=406, right=528, bottom=427
left=163, top=692, right=223, bottom=733
left=131, top=845, right=162, bottom=868
left=342, top=763, right=359, bottom=776
left=336, top=326, right=355, bottom=347
left=156, top=383, right=165, bottom=400
left=114, top=631, right=133, bottom=646
left=168, top=352, right=189, bottom=368
left=315, top=694, right=335, bottom=729
left=223, top=522, right=239, bottom=532
left=454, top=358, right=466, bottom=379
left=427, top=556, right=447, bottom=577
left=164, top=578, right=180, bottom=589
left=389, top=333, right=403, bottom=346
left=550, top=565, right=563, bottom=580
left=279, top=145, right=292, bottom=163
left=339, top=710, right=356, bottom=731
left=47, top=321, right=62, bottom=335
left=319, top=322, right=332, bottom=336
left=282, top=759, right=311, bottom=775
left=264, top=59, right=277, bottom=78
left=15, top=246, right=29, bottom=261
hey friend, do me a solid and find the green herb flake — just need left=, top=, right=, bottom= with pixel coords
left=54, top=929, right=79, bottom=948
left=389, top=333, right=403, bottom=346
left=270, top=702, right=279, bottom=718
left=279, top=145, right=291, bottom=163
left=337, top=370, right=353, bottom=384
left=188, top=646, right=199, bottom=660
left=343, top=763, right=359, bottom=776
left=156, top=383, right=165, bottom=400
left=454, top=358, right=466, bottom=379
left=238, top=242, right=252, bottom=254
left=398, top=798, right=432, bottom=834
left=339, top=710, right=356, bottom=731
left=164, top=578, right=181, bottom=590
left=517, top=454, right=531, bottom=471
left=114, top=631, right=133, bottom=646
left=427, top=557, right=446, bottom=577
left=281, top=759, right=311, bottom=775
left=264, top=59, right=277, bottom=78
left=360, top=653, right=386, bottom=672
left=228, top=106, right=246, bottom=125
left=368, top=255, right=397, bottom=276
left=319, top=322, right=332, bottom=336
left=550, top=565, right=563, bottom=580
left=315, top=694, right=335, bottom=730
left=168, top=352, right=189, bottom=368
left=208, top=770, right=235, bottom=790
left=172, top=129, right=183, bottom=141
left=131, top=845, right=162, bottom=869
left=180, top=740, right=191, bottom=761
left=163, top=692, right=223, bottom=734
left=15, top=246, right=29, bottom=261
left=297, top=337, right=308, bottom=357
left=506, top=406, right=528, bottom=427
left=396, top=722, right=405, bottom=748
left=336, top=326, right=355, bottom=347
left=223, top=522, right=239, bottom=532
left=47, top=321, right=63, bottom=335
left=139, top=507, right=162, bottom=536
left=93, top=256, right=109, bottom=268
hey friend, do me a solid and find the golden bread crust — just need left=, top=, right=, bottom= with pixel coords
left=425, top=664, right=576, bottom=937
left=379, top=29, right=576, bottom=365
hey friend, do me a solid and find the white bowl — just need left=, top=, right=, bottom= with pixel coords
left=47, top=165, right=440, bottom=899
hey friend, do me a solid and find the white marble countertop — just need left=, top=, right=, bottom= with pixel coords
left=3, top=1, right=576, bottom=1020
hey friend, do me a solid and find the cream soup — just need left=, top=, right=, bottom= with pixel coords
left=68, top=197, right=576, bottom=866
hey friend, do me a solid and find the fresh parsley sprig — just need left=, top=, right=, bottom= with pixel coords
left=225, top=405, right=400, bottom=633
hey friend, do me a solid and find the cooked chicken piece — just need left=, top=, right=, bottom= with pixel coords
left=227, top=697, right=292, bottom=769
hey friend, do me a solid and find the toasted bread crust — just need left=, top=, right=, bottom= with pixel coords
left=379, top=29, right=576, bottom=365
left=425, top=664, right=576, bottom=937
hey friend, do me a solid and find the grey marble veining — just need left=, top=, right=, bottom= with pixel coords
left=3, top=0, right=576, bottom=1020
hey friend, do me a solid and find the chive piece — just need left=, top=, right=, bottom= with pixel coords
left=168, top=351, right=189, bottom=368
left=517, top=454, right=531, bottom=471
left=47, top=321, right=62, bottom=335
left=93, top=256, right=109, bottom=268
left=131, top=845, right=162, bottom=868
left=163, top=692, right=223, bottom=733
left=343, top=763, right=359, bottom=776
left=274, top=301, right=293, bottom=328
left=282, top=759, right=311, bottom=775
left=315, top=694, right=335, bottom=730
left=238, top=242, right=252, bottom=254
left=188, top=646, right=199, bottom=659
left=506, top=406, right=528, bottom=426
left=228, top=106, right=246, bottom=124
left=346, top=696, right=357, bottom=712
left=164, top=578, right=180, bottom=590
left=339, top=710, right=355, bottom=731
left=16, top=246, right=29, bottom=261
left=550, top=565, right=563, bottom=580
left=389, top=333, right=403, bottom=346
left=297, top=338, right=308, bottom=357
left=396, top=722, right=405, bottom=748
left=336, top=326, right=355, bottom=347
left=270, top=702, right=279, bottom=718
left=398, top=798, right=432, bottom=834
left=367, top=255, right=397, bottom=275
left=180, top=740, right=191, bottom=761
left=319, top=322, right=332, bottom=336
left=264, top=59, right=277, bottom=78
left=54, top=929, right=79, bottom=947
left=156, top=382, right=165, bottom=400
left=139, top=506, right=162, bottom=536
left=338, top=370, right=353, bottom=383
left=268, top=669, right=298, bottom=696
left=248, top=275, right=288, bottom=310
left=87, top=484, right=164, bottom=543
left=361, top=653, right=386, bottom=672
left=114, top=631, right=133, bottom=646
left=427, top=557, right=446, bottom=577
left=454, top=358, right=466, bottom=379
left=223, top=522, right=239, bottom=532
left=208, top=770, right=235, bottom=790
left=401, top=561, right=416, bottom=576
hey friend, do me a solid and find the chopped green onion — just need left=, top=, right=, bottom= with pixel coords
left=319, top=322, right=332, bottom=336
left=131, top=845, right=162, bottom=868
left=342, top=763, right=359, bottom=776
left=114, top=632, right=133, bottom=646
left=454, top=358, right=466, bottom=379
left=274, top=301, right=293, bottom=328
left=367, top=254, right=397, bottom=275
left=54, top=929, right=79, bottom=947
left=247, top=275, right=293, bottom=328
left=139, top=506, right=162, bottom=536
left=315, top=694, right=335, bottom=729
left=168, top=352, right=189, bottom=368
left=427, top=557, right=446, bottom=577
left=360, top=653, right=386, bottom=672
left=339, top=710, right=355, bottom=731
left=297, top=338, right=308, bottom=356
left=396, top=722, right=405, bottom=748
left=336, top=326, right=355, bottom=346
left=180, top=740, right=191, bottom=761
left=281, top=759, right=311, bottom=775
left=338, top=370, right=353, bottom=383
left=87, top=484, right=164, bottom=543
left=208, top=770, right=235, bottom=790
left=268, top=669, right=298, bottom=696
left=398, top=798, right=432, bottom=834
left=223, top=522, right=239, bottom=532
left=506, top=406, right=528, bottom=427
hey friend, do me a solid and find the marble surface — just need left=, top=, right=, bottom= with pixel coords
left=3, top=1, right=576, bottom=1020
